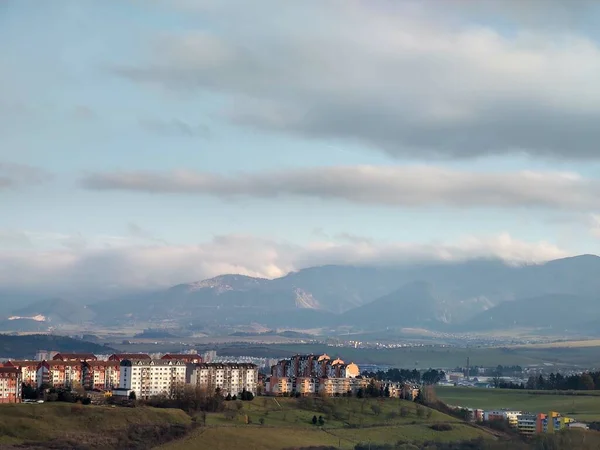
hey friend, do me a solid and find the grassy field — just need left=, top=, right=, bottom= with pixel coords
left=436, top=386, right=600, bottom=421
left=160, top=397, right=495, bottom=450
left=0, top=402, right=191, bottom=447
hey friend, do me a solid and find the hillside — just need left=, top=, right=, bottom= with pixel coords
left=462, top=294, right=600, bottom=331
left=10, top=298, right=96, bottom=325
left=0, top=334, right=112, bottom=359
left=0, top=403, right=191, bottom=449
left=160, top=396, right=494, bottom=450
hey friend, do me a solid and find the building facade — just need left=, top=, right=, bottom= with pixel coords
left=0, top=368, right=21, bottom=403
left=38, top=361, right=84, bottom=389
left=83, top=361, right=120, bottom=390
left=187, top=363, right=258, bottom=397
left=116, top=359, right=187, bottom=399
left=267, top=354, right=362, bottom=396
left=6, top=361, right=39, bottom=386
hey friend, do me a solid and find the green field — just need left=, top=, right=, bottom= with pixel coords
left=436, top=386, right=600, bottom=421
left=160, top=397, right=495, bottom=450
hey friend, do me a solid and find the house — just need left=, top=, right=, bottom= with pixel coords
left=0, top=367, right=21, bottom=403
left=52, top=353, right=97, bottom=362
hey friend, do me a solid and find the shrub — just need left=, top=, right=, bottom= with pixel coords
left=430, top=423, right=453, bottom=431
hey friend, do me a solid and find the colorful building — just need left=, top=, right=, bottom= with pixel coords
left=83, top=361, right=120, bottom=390
left=0, top=367, right=21, bottom=403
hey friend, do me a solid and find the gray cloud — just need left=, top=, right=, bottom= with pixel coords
left=116, top=1, right=600, bottom=160
left=140, top=118, right=211, bottom=138
left=0, top=162, right=52, bottom=189
left=80, top=166, right=600, bottom=210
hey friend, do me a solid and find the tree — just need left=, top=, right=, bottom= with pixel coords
left=580, top=373, right=595, bottom=390
left=356, top=388, right=364, bottom=399
left=384, top=385, right=390, bottom=398
left=129, top=391, right=137, bottom=400
left=225, top=393, right=232, bottom=401
left=259, top=417, right=265, bottom=425
left=318, top=415, right=325, bottom=426
left=312, top=415, right=318, bottom=425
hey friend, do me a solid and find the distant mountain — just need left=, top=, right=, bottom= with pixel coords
left=0, top=334, right=112, bottom=359
left=10, top=298, right=95, bottom=325
left=462, top=294, right=600, bottom=331
left=8, top=254, right=600, bottom=333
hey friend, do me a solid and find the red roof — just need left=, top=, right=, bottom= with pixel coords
left=108, top=353, right=151, bottom=361
left=0, top=367, right=19, bottom=374
left=52, top=353, right=97, bottom=361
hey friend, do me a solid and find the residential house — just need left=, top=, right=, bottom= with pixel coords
left=0, top=367, right=21, bottom=403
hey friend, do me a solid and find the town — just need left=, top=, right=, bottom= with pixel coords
left=0, top=349, right=591, bottom=439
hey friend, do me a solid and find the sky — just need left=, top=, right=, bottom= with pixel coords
left=2, top=0, right=600, bottom=295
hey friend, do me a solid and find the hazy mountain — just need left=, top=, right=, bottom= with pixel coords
left=0, top=334, right=113, bottom=359
left=462, top=293, right=600, bottom=331
left=7, top=255, right=600, bottom=332
left=10, top=298, right=96, bottom=325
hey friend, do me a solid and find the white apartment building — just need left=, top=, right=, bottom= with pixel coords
left=187, top=363, right=258, bottom=397
left=116, top=359, right=187, bottom=399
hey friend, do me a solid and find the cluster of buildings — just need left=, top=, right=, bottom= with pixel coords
left=265, top=354, right=366, bottom=396
left=456, top=407, right=583, bottom=434
left=0, top=352, right=260, bottom=402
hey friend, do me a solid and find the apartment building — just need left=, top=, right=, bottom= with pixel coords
left=267, top=354, right=362, bottom=396
left=162, top=354, right=202, bottom=364
left=52, top=353, right=97, bottom=362
left=187, top=363, right=258, bottom=397
left=6, top=360, right=40, bottom=386
left=484, top=410, right=522, bottom=427
left=83, top=361, right=120, bottom=390
left=271, top=354, right=359, bottom=379
left=38, top=361, right=84, bottom=389
left=108, top=353, right=151, bottom=362
left=0, top=367, right=21, bottom=403
left=115, top=359, right=187, bottom=400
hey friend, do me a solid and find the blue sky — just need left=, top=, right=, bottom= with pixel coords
left=2, top=0, right=600, bottom=294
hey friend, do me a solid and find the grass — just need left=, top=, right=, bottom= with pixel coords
left=160, top=397, right=494, bottom=450
left=0, top=402, right=191, bottom=446
left=436, top=386, right=600, bottom=421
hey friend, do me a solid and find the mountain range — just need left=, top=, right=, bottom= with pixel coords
left=3, top=254, right=600, bottom=334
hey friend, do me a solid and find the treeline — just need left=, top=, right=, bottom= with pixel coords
left=143, top=386, right=255, bottom=415
left=362, top=368, right=445, bottom=385
left=452, top=365, right=523, bottom=377
left=498, top=372, right=600, bottom=391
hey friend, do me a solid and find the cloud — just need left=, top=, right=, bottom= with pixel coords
left=80, top=165, right=600, bottom=211
left=0, top=232, right=570, bottom=292
left=0, top=162, right=52, bottom=190
left=139, top=118, right=211, bottom=138
left=115, top=1, right=600, bottom=160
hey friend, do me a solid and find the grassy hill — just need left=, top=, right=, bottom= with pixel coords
left=159, top=397, right=495, bottom=450
left=0, top=402, right=191, bottom=448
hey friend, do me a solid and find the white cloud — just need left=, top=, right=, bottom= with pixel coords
left=0, top=232, right=571, bottom=293
left=81, top=165, right=600, bottom=211
left=116, top=1, right=600, bottom=159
